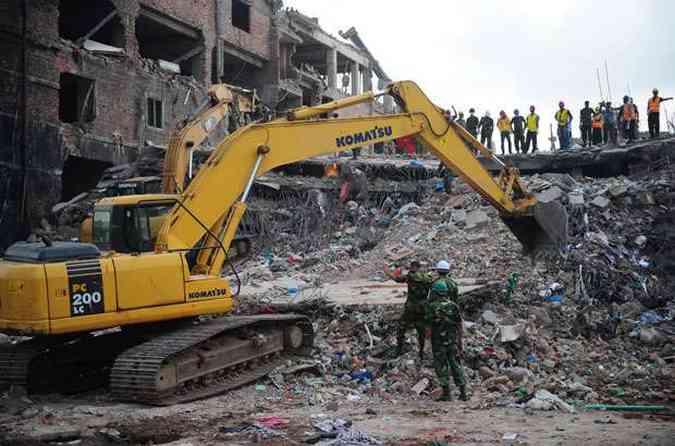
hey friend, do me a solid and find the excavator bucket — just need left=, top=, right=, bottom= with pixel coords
left=501, top=201, right=569, bottom=253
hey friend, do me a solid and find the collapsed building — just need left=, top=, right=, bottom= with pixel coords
left=0, top=0, right=393, bottom=249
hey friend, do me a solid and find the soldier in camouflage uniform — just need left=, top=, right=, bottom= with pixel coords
left=385, top=260, right=433, bottom=360
left=425, top=260, right=468, bottom=401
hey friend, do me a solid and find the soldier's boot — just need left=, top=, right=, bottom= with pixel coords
left=459, top=385, right=469, bottom=401
left=438, top=386, right=452, bottom=401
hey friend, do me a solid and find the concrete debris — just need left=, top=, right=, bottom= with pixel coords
left=450, top=209, right=467, bottom=225
left=526, top=390, right=575, bottom=413
left=591, top=195, right=611, bottom=208
left=536, top=185, right=563, bottom=203
left=465, top=209, right=490, bottom=229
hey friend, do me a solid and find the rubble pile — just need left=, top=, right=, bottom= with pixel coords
left=236, top=163, right=675, bottom=411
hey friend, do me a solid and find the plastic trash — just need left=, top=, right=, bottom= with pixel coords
left=350, top=369, right=373, bottom=383
left=287, top=281, right=299, bottom=300
left=544, top=295, right=563, bottom=304
left=639, top=310, right=667, bottom=326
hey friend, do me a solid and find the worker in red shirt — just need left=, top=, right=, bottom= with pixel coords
left=396, top=136, right=417, bottom=158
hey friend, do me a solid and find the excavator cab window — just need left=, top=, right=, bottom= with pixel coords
left=92, top=201, right=175, bottom=253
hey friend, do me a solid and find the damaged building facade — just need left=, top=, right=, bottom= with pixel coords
left=0, top=0, right=391, bottom=248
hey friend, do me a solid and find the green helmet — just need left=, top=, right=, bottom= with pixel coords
left=432, top=280, right=449, bottom=296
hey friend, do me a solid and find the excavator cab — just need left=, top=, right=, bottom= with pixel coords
left=92, top=197, right=175, bottom=254
left=88, top=195, right=253, bottom=259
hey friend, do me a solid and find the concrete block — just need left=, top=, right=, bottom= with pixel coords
left=536, top=186, right=563, bottom=203
left=609, top=184, right=628, bottom=197
left=568, top=192, right=585, bottom=206
left=450, top=209, right=467, bottom=225
left=465, top=210, right=489, bottom=229
left=591, top=195, right=610, bottom=208
left=481, top=310, right=499, bottom=324
left=634, top=235, right=647, bottom=247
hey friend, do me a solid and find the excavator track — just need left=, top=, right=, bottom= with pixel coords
left=0, top=340, right=42, bottom=388
left=0, top=331, right=139, bottom=394
left=110, top=314, right=313, bottom=405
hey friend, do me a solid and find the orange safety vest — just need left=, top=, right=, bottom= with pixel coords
left=592, top=115, right=603, bottom=129
left=648, top=97, right=661, bottom=113
left=622, top=104, right=636, bottom=121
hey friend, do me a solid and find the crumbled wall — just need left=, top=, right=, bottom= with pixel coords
left=0, top=0, right=267, bottom=249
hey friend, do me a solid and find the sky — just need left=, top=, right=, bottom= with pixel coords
left=285, top=0, right=675, bottom=149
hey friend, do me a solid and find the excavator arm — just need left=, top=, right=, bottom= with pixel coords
left=162, top=83, right=259, bottom=194
left=156, top=81, right=567, bottom=275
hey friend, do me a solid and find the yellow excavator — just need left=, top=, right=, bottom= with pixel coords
left=79, top=82, right=259, bottom=256
left=0, top=81, right=567, bottom=405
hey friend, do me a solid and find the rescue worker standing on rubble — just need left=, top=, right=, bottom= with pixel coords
left=524, top=105, right=539, bottom=154
left=426, top=260, right=468, bottom=402
left=456, top=111, right=466, bottom=129
left=466, top=108, right=479, bottom=138
left=648, top=88, right=673, bottom=138
left=554, top=101, right=573, bottom=150
left=592, top=107, right=604, bottom=146
left=603, top=101, right=618, bottom=145
left=511, top=109, right=526, bottom=154
left=478, top=111, right=494, bottom=151
left=497, top=111, right=512, bottom=155
left=384, top=260, right=433, bottom=360
left=580, top=100, right=594, bottom=148
left=620, top=95, right=637, bottom=143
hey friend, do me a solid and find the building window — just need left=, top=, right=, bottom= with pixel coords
left=59, top=0, right=125, bottom=48
left=232, top=0, right=251, bottom=32
left=147, top=97, right=163, bottom=129
left=59, top=73, right=96, bottom=124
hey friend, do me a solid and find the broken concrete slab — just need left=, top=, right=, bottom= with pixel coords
left=84, top=39, right=124, bottom=55
left=535, top=186, right=563, bottom=203
left=591, top=195, right=610, bottom=208
left=481, top=310, right=499, bottom=324
left=608, top=184, right=628, bottom=198
left=244, top=278, right=498, bottom=307
left=568, top=191, right=585, bottom=206
left=465, top=209, right=490, bottom=229
left=450, top=209, right=467, bottom=225
left=499, top=324, right=524, bottom=343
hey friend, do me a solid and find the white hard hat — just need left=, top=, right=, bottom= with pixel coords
left=435, top=260, right=450, bottom=271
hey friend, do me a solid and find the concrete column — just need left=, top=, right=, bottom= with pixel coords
left=382, top=77, right=394, bottom=113
left=351, top=62, right=361, bottom=96
left=363, top=67, right=373, bottom=92
left=326, top=48, right=337, bottom=91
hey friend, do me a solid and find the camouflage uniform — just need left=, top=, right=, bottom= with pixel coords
left=425, top=276, right=467, bottom=400
left=394, top=271, right=433, bottom=357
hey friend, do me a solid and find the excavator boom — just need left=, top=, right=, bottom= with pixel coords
left=158, top=81, right=567, bottom=275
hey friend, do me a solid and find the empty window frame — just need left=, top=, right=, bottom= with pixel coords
left=232, top=0, right=251, bottom=32
left=59, top=73, right=96, bottom=124
left=146, top=97, right=163, bottom=129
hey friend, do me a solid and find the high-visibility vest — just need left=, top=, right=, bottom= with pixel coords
left=555, top=109, right=570, bottom=126
left=648, top=97, right=661, bottom=113
left=592, top=115, right=603, bottom=129
left=526, top=113, right=539, bottom=132
left=623, top=104, right=636, bottom=121
left=497, top=117, right=511, bottom=132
